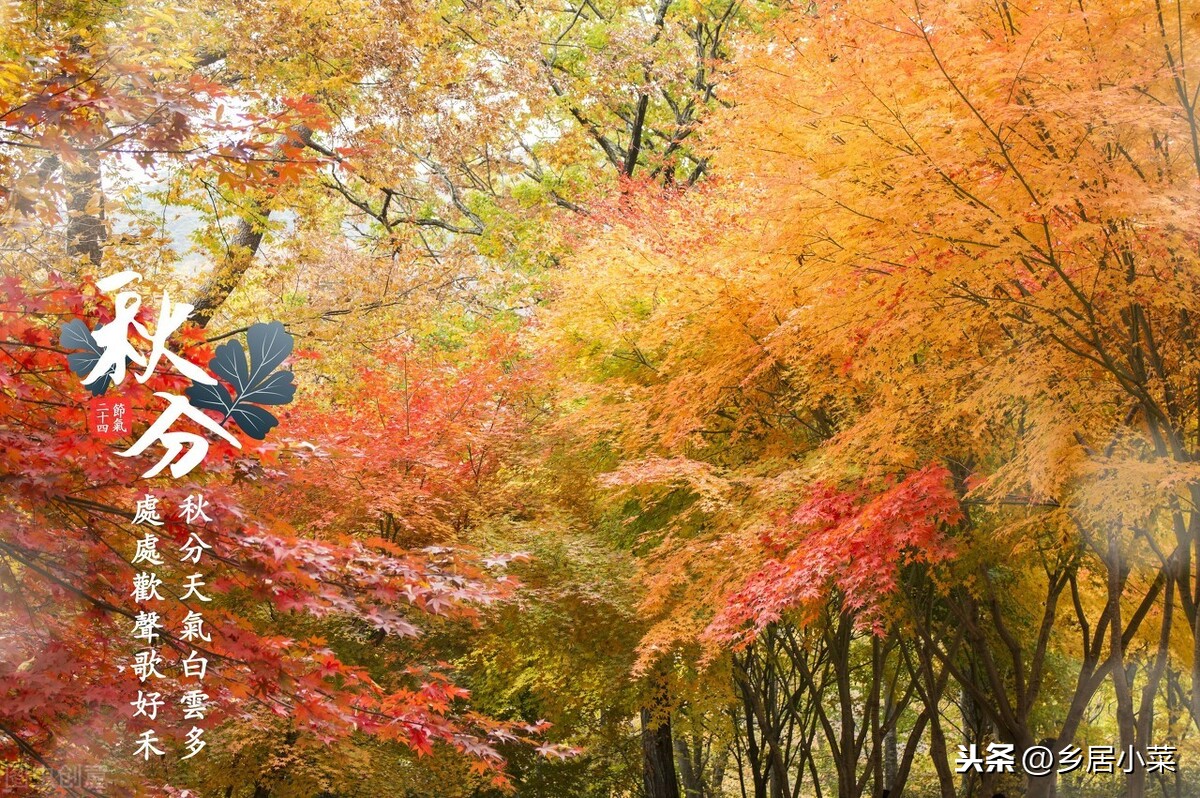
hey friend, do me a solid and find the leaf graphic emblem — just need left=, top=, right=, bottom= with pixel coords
left=186, top=321, right=296, bottom=440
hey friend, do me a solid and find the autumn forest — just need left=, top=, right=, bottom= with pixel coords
left=2, top=0, right=1200, bottom=796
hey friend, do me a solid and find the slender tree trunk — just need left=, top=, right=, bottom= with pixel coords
left=883, top=678, right=897, bottom=794
left=1166, top=668, right=1183, bottom=798
left=1107, top=530, right=1141, bottom=798
left=733, top=654, right=789, bottom=798
left=738, top=694, right=767, bottom=798
left=926, top=708, right=956, bottom=798
left=674, top=733, right=702, bottom=798
left=1130, top=576, right=1174, bottom=798
left=1191, top=501, right=1200, bottom=727
left=709, top=742, right=728, bottom=798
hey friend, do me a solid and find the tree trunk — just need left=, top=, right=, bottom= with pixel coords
left=1107, top=531, right=1142, bottom=798
left=673, top=733, right=702, bottom=798
left=642, top=671, right=680, bottom=798
left=65, top=150, right=104, bottom=268
left=643, top=706, right=680, bottom=798
left=189, top=210, right=269, bottom=327
left=883, top=678, right=897, bottom=794
left=189, top=125, right=311, bottom=327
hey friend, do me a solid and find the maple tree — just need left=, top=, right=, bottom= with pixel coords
left=0, top=2, right=566, bottom=792
left=0, top=271, right=576, bottom=794
left=542, top=1, right=1200, bottom=796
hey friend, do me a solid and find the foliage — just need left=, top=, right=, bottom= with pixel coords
left=6, top=0, right=1200, bottom=796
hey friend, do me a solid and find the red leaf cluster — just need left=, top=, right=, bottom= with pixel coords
left=707, top=464, right=963, bottom=645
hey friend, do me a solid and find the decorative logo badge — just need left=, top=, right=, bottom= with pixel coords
left=60, top=271, right=296, bottom=478
left=88, top=395, right=132, bottom=439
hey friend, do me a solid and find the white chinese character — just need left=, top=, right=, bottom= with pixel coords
left=182, top=649, right=208, bottom=680
left=180, top=726, right=206, bottom=760
left=135, top=291, right=217, bottom=386
left=132, top=494, right=163, bottom=527
left=180, top=689, right=210, bottom=720
left=181, top=610, right=211, bottom=643
left=83, top=271, right=147, bottom=388
left=180, top=532, right=213, bottom=564
left=179, top=493, right=212, bottom=524
left=985, top=742, right=1015, bottom=773
left=1145, top=745, right=1177, bottom=773
left=955, top=744, right=984, bottom=774
left=1057, top=745, right=1083, bottom=774
left=131, top=649, right=165, bottom=682
left=131, top=571, right=164, bottom=602
left=132, top=729, right=165, bottom=760
left=130, top=691, right=164, bottom=720
left=131, top=610, right=162, bottom=643
left=84, top=272, right=219, bottom=389
left=181, top=573, right=211, bottom=602
left=1119, top=745, right=1146, bottom=774
left=131, top=532, right=164, bottom=566
left=117, top=393, right=241, bottom=479
left=1088, top=745, right=1116, bottom=773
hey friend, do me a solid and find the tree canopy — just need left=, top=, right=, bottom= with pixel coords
left=2, top=0, right=1200, bottom=796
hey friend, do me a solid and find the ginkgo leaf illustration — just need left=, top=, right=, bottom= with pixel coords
left=59, top=319, right=113, bottom=396
left=186, top=321, right=296, bottom=439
